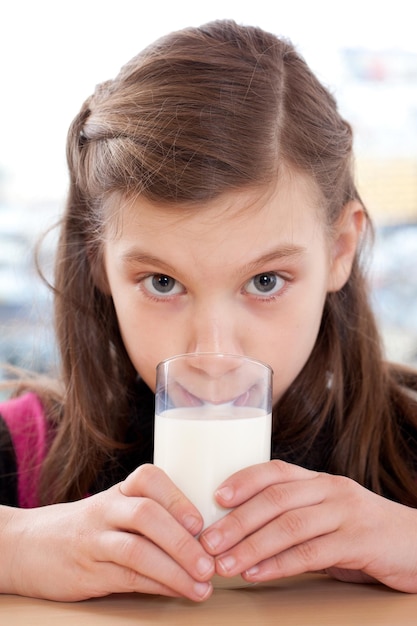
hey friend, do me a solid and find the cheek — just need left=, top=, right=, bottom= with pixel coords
left=112, top=301, right=182, bottom=390
left=117, top=317, right=158, bottom=387
left=269, top=294, right=326, bottom=405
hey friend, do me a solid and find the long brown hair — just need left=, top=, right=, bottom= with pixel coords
left=33, top=20, right=417, bottom=504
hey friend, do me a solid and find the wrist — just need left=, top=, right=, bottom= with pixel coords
left=0, top=505, right=28, bottom=594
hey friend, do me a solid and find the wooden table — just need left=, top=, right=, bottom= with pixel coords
left=1, top=574, right=416, bottom=625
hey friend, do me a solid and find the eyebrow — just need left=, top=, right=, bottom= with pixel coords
left=119, top=251, right=178, bottom=275
left=238, top=245, right=307, bottom=275
left=119, top=244, right=306, bottom=275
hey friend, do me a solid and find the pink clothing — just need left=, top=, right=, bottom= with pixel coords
left=0, top=393, right=48, bottom=508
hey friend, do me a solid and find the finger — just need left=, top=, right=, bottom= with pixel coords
left=213, top=460, right=319, bottom=509
left=120, top=464, right=204, bottom=535
left=242, top=535, right=338, bottom=583
left=106, top=488, right=215, bottom=582
left=201, top=473, right=326, bottom=554
left=241, top=529, right=366, bottom=583
left=99, top=530, right=213, bottom=602
left=66, top=558, right=183, bottom=601
left=213, top=501, right=342, bottom=578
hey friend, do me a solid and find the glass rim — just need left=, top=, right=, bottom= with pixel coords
left=156, top=352, right=274, bottom=375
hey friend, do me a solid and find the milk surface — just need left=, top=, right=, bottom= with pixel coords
left=154, top=404, right=272, bottom=528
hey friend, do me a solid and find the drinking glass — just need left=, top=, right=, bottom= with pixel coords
left=153, top=352, right=273, bottom=588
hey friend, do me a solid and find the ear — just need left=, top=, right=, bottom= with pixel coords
left=327, top=200, right=365, bottom=293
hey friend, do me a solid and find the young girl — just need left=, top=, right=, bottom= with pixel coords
left=1, top=19, right=417, bottom=603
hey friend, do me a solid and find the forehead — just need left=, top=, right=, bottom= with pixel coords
left=104, top=168, right=324, bottom=244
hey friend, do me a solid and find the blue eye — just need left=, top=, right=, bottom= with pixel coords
left=245, top=272, right=285, bottom=297
left=142, top=274, right=184, bottom=297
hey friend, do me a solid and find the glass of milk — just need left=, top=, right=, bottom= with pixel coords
left=153, top=352, right=273, bottom=588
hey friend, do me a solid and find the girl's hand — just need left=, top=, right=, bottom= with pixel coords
left=0, top=464, right=215, bottom=602
left=199, top=460, right=417, bottom=593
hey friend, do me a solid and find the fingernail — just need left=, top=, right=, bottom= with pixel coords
left=201, top=529, right=222, bottom=551
left=216, top=485, right=234, bottom=502
left=193, top=581, right=212, bottom=599
left=217, top=555, right=236, bottom=574
left=196, top=556, right=214, bottom=577
left=245, top=565, right=260, bottom=577
left=183, top=514, right=201, bottom=533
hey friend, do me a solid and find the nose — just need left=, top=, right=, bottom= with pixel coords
left=186, top=300, right=242, bottom=358
left=187, top=352, right=242, bottom=379
left=186, top=353, right=255, bottom=406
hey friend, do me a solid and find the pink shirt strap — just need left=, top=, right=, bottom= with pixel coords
left=0, top=392, right=48, bottom=508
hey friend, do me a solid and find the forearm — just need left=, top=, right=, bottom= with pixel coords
left=0, top=505, right=26, bottom=594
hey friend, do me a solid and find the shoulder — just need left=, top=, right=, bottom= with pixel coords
left=0, top=392, right=48, bottom=443
left=0, top=411, right=18, bottom=506
left=0, top=392, right=49, bottom=508
left=0, top=390, right=46, bottom=419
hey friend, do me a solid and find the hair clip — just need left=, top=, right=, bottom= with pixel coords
left=79, top=129, right=88, bottom=147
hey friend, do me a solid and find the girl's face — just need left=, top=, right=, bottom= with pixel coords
left=103, top=169, right=361, bottom=405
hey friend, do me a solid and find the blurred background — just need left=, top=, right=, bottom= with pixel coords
left=1, top=0, right=416, bottom=388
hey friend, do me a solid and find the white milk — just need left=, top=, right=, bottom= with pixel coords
left=154, top=404, right=272, bottom=528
